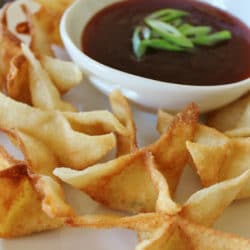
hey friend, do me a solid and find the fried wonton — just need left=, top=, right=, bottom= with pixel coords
left=41, top=55, right=82, bottom=93
left=0, top=4, right=22, bottom=90
left=207, top=93, right=250, bottom=137
left=62, top=155, right=250, bottom=250
left=0, top=165, right=62, bottom=238
left=32, top=0, right=75, bottom=47
left=21, top=43, right=76, bottom=111
left=0, top=157, right=73, bottom=238
left=157, top=109, right=229, bottom=146
left=0, top=92, right=127, bottom=170
left=0, top=137, right=73, bottom=237
left=7, top=53, right=31, bottom=104
left=54, top=104, right=199, bottom=213
left=157, top=110, right=250, bottom=198
left=109, top=90, right=137, bottom=156
left=1, top=3, right=82, bottom=109
left=21, top=4, right=54, bottom=56
left=187, top=137, right=250, bottom=199
left=6, top=43, right=82, bottom=109
left=1, top=128, right=58, bottom=177
left=157, top=109, right=229, bottom=170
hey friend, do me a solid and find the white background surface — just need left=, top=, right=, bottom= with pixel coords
left=0, top=0, right=250, bottom=249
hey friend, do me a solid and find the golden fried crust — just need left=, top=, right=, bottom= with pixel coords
left=0, top=165, right=62, bottom=238
left=6, top=53, right=31, bottom=104
left=0, top=4, right=22, bottom=90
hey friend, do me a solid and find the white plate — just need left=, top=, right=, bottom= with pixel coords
left=1, top=1, right=250, bottom=250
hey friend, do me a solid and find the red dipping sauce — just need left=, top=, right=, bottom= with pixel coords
left=82, top=0, right=250, bottom=86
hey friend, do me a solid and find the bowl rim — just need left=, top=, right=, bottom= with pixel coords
left=60, top=0, right=250, bottom=91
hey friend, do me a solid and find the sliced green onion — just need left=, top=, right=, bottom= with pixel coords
left=151, top=30, right=161, bottom=38
left=160, top=12, right=188, bottom=22
left=171, top=18, right=183, bottom=27
left=178, top=23, right=192, bottom=33
left=132, top=26, right=147, bottom=59
left=145, top=19, right=181, bottom=35
left=192, top=30, right=232, bottom=46
left=142, top=26, right=151, bottom=40
left=180, top=25, right=212, bottom=36
left=146, top=8, right=189, bottom=21
left=131, top=8, right=232, bottom=59
left=145, top=19, right=194, bottom=48
left=141, top=39, right=187, bottom=52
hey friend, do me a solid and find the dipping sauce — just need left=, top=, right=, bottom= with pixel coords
left=82, top=0, right=250, bottom=86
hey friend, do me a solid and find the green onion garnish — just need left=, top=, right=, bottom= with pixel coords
left=141, top=39, right=186, bottom=52
left=179, top=24, right=212, bottom=36
left=192, top=30, right=232, bottom=46
left=141, top=26, right=151, bottom=40
left=171, top=18, right=183, bottom=27
left=146, top=8, right=189, bottom=22
left=145, top=19, right=194, bottom=48
left=132, top=26, right=147, bottom=59
left=132, top=8, right=232, bottom=59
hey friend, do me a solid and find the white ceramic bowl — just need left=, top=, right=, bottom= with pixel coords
left=60, top=0, right=250, bottom=112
